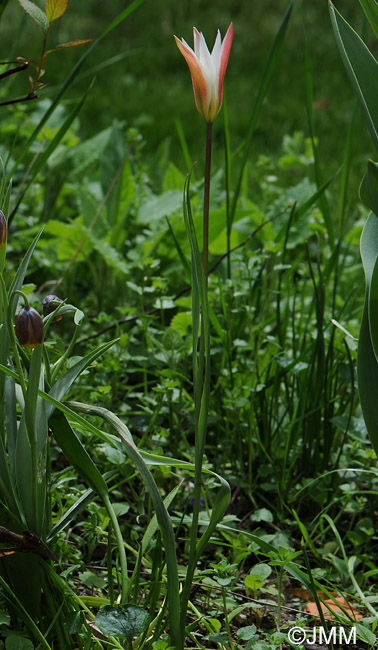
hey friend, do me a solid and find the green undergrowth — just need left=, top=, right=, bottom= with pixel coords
left=0, top=1, right=377, bottom=649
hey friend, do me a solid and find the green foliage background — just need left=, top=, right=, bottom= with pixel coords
left=1, top=0, right=372, bottom=170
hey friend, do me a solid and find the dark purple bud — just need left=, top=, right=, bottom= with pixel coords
left=42, top=294, right=63, bottom=320
left=15, top=306, right=44, bottom=348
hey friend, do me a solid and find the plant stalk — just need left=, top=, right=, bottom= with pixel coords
left=202, top=122, right=213, bottom=286
left=180, top=121, right=212, bottom=637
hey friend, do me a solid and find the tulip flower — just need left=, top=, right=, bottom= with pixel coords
left=174, top=24, right=233, bottom=123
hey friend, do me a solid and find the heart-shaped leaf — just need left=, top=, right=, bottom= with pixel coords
left=95, top=605, right=150, bottom=641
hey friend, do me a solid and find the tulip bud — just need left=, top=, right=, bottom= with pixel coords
left=42, top=294, right=63, bottom=320
left=15, top=306, right=44, bottom=348
left=0, top=210, right=7, bottom=249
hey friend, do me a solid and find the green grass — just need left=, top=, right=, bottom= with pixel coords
left=0, top=0, right=377, bottom=649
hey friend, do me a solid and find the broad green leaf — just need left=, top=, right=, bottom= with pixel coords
left=95, top=605, right=150, bottom=641
left=17, top=0, right=48, bottom=31
left=248, top=563, right=272, bottom=581
left=359, top=0, right=378, bottom=40
left=45, top=0, right=67, bottom=23
left=5, top=635, right=34, bottom=650
left=354, top=622, right=376, bottom=645
left=65, top=611, right=85, bottom=635
left=359, top=159, right=378, bottom=215
left=330, top=2, right=378, bottom=154
left=237, top=626, right=257, bottom=641
left=137, top=191, right=182, bottom=224
left=358, top=212, right=378, bottom=455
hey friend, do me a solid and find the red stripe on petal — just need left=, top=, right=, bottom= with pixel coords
left=217, top=23, right=233, bottom=106
left=174, top=36, right=208, bottom=118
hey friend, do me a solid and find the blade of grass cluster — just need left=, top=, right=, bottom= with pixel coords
left=7, top=0, right=144, bottom=185
left=359, top=0, right=378, bottom=39
left=330, top=1, right=378, bottom=155
left=229, top=1, right=293, bottom=231
left=303, top=22, right=334, bottom=248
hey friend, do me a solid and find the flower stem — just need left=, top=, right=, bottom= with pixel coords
left=203, top=122, right=213, bottom=285
left=180, top=121, right=213, bottom=638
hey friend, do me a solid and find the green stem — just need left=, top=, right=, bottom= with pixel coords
left=180, top=121, right=212, bottom=637
left=202, top=122, right=213, bottom=285
left=102, top=493, right=129, bottom=604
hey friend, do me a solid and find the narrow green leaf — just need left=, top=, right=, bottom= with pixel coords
left=45, top=38, right=92, bottom=55
left=360, top=159, right=378, bottom=214
left=49, top=410, right=108, bottom=497
left=0, top=0, right=10, bottom=20
left=369, top=253, right=378, bottom=362
left=359, top=0, right=378, bottom=40
left=330, top=1, right=378, bottom=154
left=8, top=228, right=44, bottom=314
left=17, top=0, right=48, bottom=31
left=46, top=338, right=117, bottom=419
left=0, top=575, right=52, bottom=650
left=65, top=401, right=182, bottom=649
left=358, top=212, right=378, bottom=455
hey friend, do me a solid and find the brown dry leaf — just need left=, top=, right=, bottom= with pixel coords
left=305, top=596, right=362, bottom=621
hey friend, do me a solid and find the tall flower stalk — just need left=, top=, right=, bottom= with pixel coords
left=174, top=24, right=233, bottom=634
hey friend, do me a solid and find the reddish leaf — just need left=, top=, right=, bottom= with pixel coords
left=45, top=39, right=93, bottom=56
left=45, top=0, right=67, bottom=23
left=305, top=596, right=362, bottom=621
